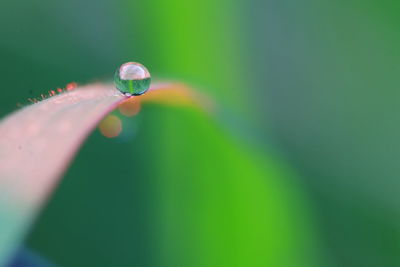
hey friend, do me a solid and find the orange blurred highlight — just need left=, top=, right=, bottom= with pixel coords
left=99, top=115, right=122, bottom=138
left=118, top=98, right=141, bottom=117
left=141, top=83, right=214, bottom=112
left=142, top=83, right=195, bottom=106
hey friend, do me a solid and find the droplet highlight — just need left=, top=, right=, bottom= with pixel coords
left=114, top=62, right=151, bottom=96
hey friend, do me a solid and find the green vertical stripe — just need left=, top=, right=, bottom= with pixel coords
left=125, top=0, right=253, bottom=112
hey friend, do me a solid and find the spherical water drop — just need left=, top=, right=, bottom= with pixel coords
left=114, top=62, right=151, bottom=96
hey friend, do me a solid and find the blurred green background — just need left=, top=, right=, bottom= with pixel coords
left=1, top=0, right=399, bottom=266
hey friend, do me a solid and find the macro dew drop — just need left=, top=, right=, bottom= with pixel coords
left=114, top=62, right=151, bottom=96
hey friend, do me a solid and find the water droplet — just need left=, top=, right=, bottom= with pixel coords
left=114, top=62, right=151, bottom=96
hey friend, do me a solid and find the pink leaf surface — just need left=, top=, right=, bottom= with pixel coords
left=0, top=83, right=129, bottom=264
left=0, top=83, right=126, bottom=265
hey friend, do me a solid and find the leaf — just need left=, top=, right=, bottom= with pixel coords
left=0, top=81, right=322, bottom=266
left=0, top=83, right=124, bottom=265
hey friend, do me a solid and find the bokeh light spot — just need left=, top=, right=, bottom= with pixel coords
left=118, top=98, right=141, bottom=117
left=99, top=115, right=122, bottom=138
